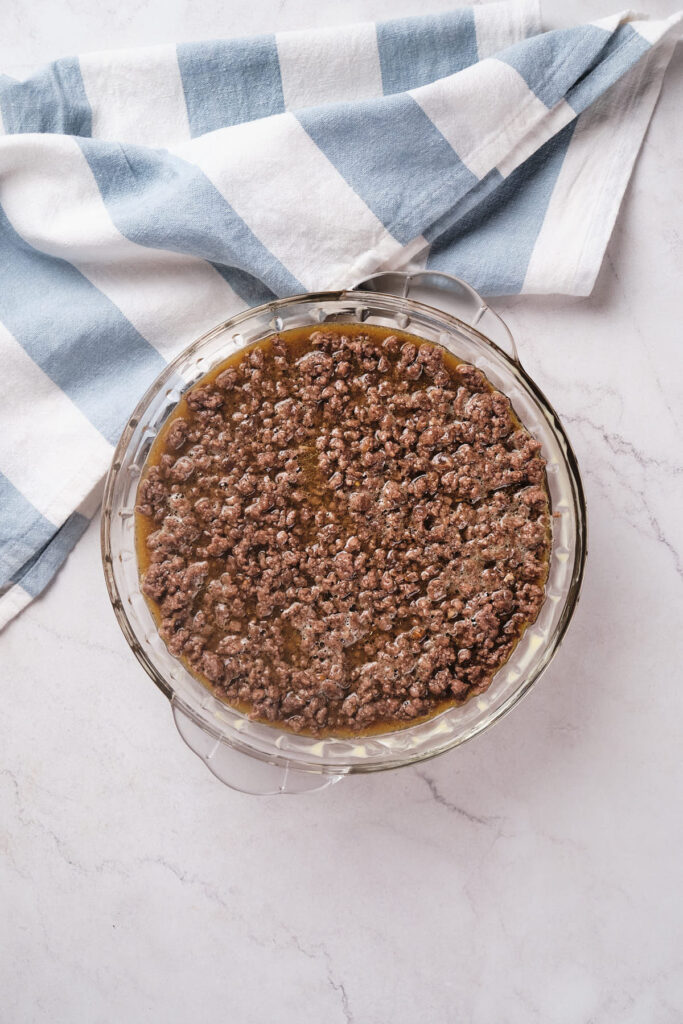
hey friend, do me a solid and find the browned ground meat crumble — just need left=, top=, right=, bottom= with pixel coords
left=136, top=326, right=550, bottom=735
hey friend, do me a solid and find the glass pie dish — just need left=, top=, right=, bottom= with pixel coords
left=101, top=271, right=586, bottom=795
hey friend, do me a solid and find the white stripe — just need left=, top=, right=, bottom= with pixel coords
left=588, top=13, right=627, bottom=32
left=176, top=113, right=421, bottom=291
left=0, top=582, right=32, bottom=631
left=0, top=321, right=113, bottom=525
left=411, top=59, right=573, bottom=181
left=76, top=479, right=105, bottom=519
left=523, top=36, right=678, bottom=296
left=473, top=0, right=542, bottom=59
left=399, top=245, right=430, bottom=274
left=496, top=100, right=575, bottom=177
left=629, top=11, right=682, bottom=45
left=586, top=10, right=680, bottom=39
left=79, top=45, right=192, bottom=146
left=276, top=22, right=383, bottom=110
left=0, top=134, right=244, bottom=358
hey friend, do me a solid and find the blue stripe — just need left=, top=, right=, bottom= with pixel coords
left=567, top=24, right=650, bottom=114
left=376, top=10, right=478, bottom=95
left=79, top=140, right=302, bottom=300
left=422, top=170, right=503, bottom=245
left=0, top=58, right=92, bottom=136
left=497, top=24, right=612, bottom=108
left=427, top=122, right=576, bottom=295
left=10, top=511, right=90, bottom=598
left=0, top=473, right=55, bottom=588
left=298, top=95, right=478, bottom=246
left=0, top=203, right=164, bottom=444
left=177, top=36, right=285, bottom=136
left=210, top=263, right=276, bottom=307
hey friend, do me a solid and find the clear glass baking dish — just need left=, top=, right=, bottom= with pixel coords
left=101, top=272, right=586, bottom=795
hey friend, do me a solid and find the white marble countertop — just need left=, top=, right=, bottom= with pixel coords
left=2, top=1, right=682, bottom=1021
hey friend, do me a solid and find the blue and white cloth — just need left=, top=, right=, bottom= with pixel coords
left=0, top=1, right=679, bottom=627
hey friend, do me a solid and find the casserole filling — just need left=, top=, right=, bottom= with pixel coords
left=136, top=324, right=550, bottom=735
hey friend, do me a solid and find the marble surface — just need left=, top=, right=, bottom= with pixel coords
left=2, top=2, right=682, bottom=1022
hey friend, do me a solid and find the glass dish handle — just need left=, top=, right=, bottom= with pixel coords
left=172, top=699, right=343, bottom=795
left=355, top=270, right=521, bottom=367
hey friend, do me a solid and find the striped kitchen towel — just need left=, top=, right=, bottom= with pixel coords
left=0, top=2, right=680, bottom=628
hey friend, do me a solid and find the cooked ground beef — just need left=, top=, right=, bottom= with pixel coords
left=136, top=324, right=550, bottom=736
